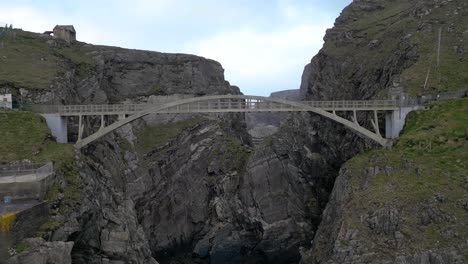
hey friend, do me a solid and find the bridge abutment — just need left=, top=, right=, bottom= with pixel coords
left=385, top=107, right=421, bottom=139
left=41, top=114, right=68, bottom=143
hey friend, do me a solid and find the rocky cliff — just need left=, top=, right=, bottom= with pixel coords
left=0, top=30, right=238, bottom=104
left=301, top=0, right=467, bottom=101
left=297, top=0, right=467, bottom=166
left=245, top=89, right=301, bottom=144
left=1, top=30, right=326, bottom=264
left=302, top=98, right=467, bottom=264
left=295, top=0, right=467, bottom=263
left=1, top=0, right=467, bottom=263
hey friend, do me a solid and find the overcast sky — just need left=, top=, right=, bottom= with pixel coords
left=1, top=0, right=351, bottom=96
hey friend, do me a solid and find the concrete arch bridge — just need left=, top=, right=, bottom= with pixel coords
left=35, top=95, right=416, bottom=149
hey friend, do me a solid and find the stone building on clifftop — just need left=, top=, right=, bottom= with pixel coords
left=53, top=25, right=76, bottom=43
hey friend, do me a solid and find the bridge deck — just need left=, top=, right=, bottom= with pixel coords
left=27, top=99, right=399, bottom=116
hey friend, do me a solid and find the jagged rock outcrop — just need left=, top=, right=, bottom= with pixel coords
left=301, top=137, right=467, bottom=263
left=3, top=0, right=466, bottom=263
left=2, top=32, right=241, bottom=263
left=302, top=0, right=467, bottom=100
left=1, top=31, right=239, bottom=105
left=294, top=0, right=467, bottom=263
left=270, top=89, right=302, bottom=101
left=69, top=112, right=331, bottom=263
left=3, top=31, right=330, bottom=263
left=7, top=238, right=74, bottom=264
left=245, top=89, right=302, bottom=144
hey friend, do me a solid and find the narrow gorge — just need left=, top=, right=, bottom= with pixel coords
left=1, top=0, right=467, bottom=263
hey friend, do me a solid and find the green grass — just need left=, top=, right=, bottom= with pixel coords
left=15, top=241, right=28, bottom=253
left=0, top=30, right=60, bottom=89
left=38, top=218, right=64, bottom=233
left=220, top=135, right=251, bottom=171
left=135, top=117, right=207, bottom=153
left=0, top=30, right=102, bottom=90
left=202, top=131, right=251, bottom=184
left=322, top=0, right=468, bottom=97
left=0, top=110, right=74, bottom=164
left=0, top=109, right=82, bottom=217
left=344, top=98, right=468, bottom=255
left=44, top=160, right=82, bottom=211
left=400, top=10, right=468, bottom=95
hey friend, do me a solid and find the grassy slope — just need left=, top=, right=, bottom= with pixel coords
left=0, top=30, right=104, bottom=90
left=323, top=0, right=467, bottom=96
left=0, top=110, right=74, bottom=165
left=342, top=98, right=467, bottom=257
left=0, top=110, right=80, bottom=235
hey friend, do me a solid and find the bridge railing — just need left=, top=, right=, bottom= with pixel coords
left=303, top=100, right=398, bottom=109
left=0, top=161, right=54, bottom=178
left=159, top=100, right=304, bottom=112
left=46, top=99, right=400, bottom=115
left=58, top=104, right=148, bottom=114
left=16, top=99, right=428, bottom=115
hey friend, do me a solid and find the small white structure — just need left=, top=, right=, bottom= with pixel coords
left=0, top=93, right=12, bottom=109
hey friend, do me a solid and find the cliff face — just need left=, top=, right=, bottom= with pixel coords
left=0, top=30, right=238, bottom=104
left=302, top=98, right=467, bottom=264
left=297, top=0, right=467, bottom=167
left=295, top=0, right=467, bottom=263
left=2, top=0, right=467, bottom=262
left=2, top=31, right=326, bottom=263
left=301, top=0, right=467, bottom=101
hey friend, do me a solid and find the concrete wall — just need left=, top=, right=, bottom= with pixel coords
left=0, top=174, right=56, bottom=200
left=385, top=106, right=422, bottom=139
left=0, top=202, right=49, bottom=253
left=41, top=114, right=68, bottom=143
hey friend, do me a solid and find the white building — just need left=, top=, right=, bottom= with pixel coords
left=0, top=94, right=12, bottom=109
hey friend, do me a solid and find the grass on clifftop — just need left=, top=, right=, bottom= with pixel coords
left=344, top=98, right=468, bottom=255
left=323, top=0, right=468, bottom=96
left=0, top=110, right=74, bottom=166
left=0, top=30, right=100, bottom=90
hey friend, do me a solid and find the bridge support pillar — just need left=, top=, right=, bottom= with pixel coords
left=41, top=114, right=68, bottom=143
left=385, top=107, right=421, bottom=139
left=100, top=115, right=105, bottom=130
left=78, top=115, right=84, bottom=141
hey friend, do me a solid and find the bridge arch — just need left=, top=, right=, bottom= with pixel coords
left=74, top=95, right=392, bottom=149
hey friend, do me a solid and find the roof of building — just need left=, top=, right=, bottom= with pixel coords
left=53, top=25, right=75, bottom=33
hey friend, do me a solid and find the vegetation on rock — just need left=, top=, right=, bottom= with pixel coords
left=320, top=0, right=467, bottom=97
left=134, top=117, right=207, bottom=154
left=0, top=30, right=99, bottom=90
left=15, top=240, right=28, bottom=254
left=308, top=98, right=468, bottom=262
left=0, top=110, right=83, bottom=241
left=0, top=110, right=74, bottom=165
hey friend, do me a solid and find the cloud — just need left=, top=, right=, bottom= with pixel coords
left=112, top=0, right=173, bottom=18
left=0, top=6, right=123, bottom=46
left=0, top=6, right=59, bottom=32
left=0, top=1, right=345, bottom=95
left=186, top=23, right=329, bottom=93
